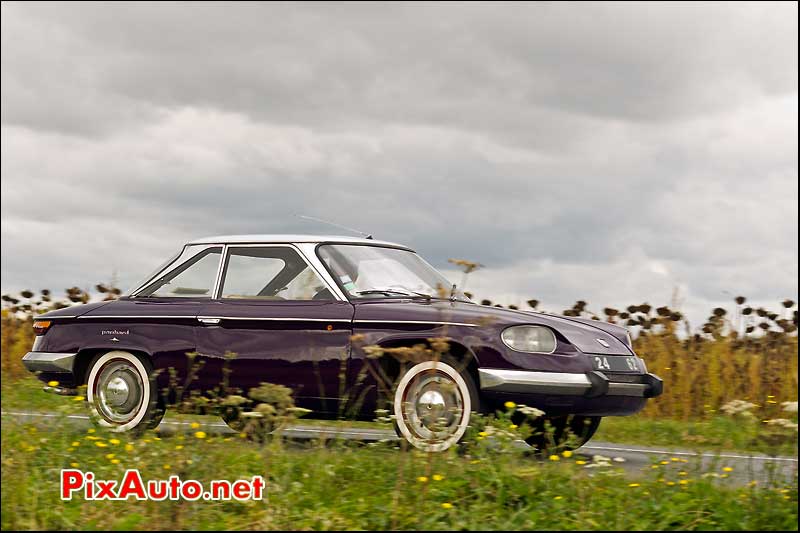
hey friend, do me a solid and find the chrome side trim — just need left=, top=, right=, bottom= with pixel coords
left=22, top=352, right=77, bottom=373
left=78, top=315, right=197, bottom=319
left=355, top=319, right=478, bottom=327
left=199, top=316, right=351, bottom=323
left=211, top=243, right=229, bottom=299
left=478, top=368, right=592, bottom=395
left=34, top=315, right=77, bottom=320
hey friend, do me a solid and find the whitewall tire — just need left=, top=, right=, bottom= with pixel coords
left=393, top=359, right=477, bottom=452
left=86, top=351, right=159, bottom=433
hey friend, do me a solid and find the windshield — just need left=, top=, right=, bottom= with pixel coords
left=318, top=244, right=470, bottom=302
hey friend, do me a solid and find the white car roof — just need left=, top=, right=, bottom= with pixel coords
left=186, top=234, right=411, bottom=249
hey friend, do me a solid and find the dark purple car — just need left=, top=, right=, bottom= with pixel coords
left=23, top=234, right=662, bottom=451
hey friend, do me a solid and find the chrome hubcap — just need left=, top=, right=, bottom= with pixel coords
left=402, top=370, right=464, bottom=442
left=95, top=361, right=143, bottom=424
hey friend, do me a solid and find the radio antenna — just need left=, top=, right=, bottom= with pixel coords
left=297, top=215, right=373, bottom=239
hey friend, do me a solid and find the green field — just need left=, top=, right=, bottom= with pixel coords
left=2, top=414, right=797, bottom=531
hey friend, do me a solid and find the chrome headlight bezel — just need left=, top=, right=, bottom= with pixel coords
left=501, top=325, right=557, bottom=354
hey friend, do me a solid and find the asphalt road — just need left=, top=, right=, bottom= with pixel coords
left=3, top=409, right=797, bottom=486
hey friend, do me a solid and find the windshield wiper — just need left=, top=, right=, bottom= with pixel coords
left=355, top=288, right=432, bottom=300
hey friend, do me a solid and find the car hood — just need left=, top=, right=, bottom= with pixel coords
left=354, top=299, right=633, bottom=356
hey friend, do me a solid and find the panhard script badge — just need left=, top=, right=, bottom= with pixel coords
left=595, top=338, right=610, bottom=348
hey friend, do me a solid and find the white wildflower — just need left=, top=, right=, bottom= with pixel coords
left=720, top=400, right=758, bottom=416
left=765, top=418, right=799, bottom=431
left=518, top=406, right=545, bottom=419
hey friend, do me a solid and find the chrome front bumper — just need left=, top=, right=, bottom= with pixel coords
left=22, top=351, right=77, bottom=373
left=478, top=368, right=663, bottom=399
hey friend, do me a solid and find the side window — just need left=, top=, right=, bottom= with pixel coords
left=221, top=247, right=334, bottom=301
left=140, top=247, right=222, bottom=298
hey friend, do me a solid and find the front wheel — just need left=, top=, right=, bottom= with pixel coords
left=86, top=351, right=163, bottom=433
left=393, top=357, right=479, bottom=452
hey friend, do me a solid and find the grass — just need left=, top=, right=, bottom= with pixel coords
left=3, top=376, right=797, bottom=456
left=2, top=414, right=797, bottom=531
left=595, top=417, right=798, bottom=457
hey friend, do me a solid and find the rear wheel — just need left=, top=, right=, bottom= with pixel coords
left=393, top=357, right=479, bottom=452
left=518, top=414, right=601, bottom=453
left=86, top=351, right=164, bottom=433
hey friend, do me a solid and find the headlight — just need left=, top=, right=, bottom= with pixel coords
left=501, top=325, right=557, bottom=353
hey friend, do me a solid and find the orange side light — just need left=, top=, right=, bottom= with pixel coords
left=33, top=320, right=52, bottom=336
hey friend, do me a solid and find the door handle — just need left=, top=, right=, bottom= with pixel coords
left=197, top=317, right=221, bottom=325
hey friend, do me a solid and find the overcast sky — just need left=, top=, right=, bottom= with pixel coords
left=1, top=2, right=797, bottom=327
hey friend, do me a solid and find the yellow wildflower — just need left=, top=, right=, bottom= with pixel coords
left=504, top=401, right=516, bottom=409
left=417, top=476, right=428, bottom=483
left=87, top=428, right=96, bottom=434
left=47, top=381, right=59, bottom=387
left=109, top=439, right=120, bottom=445
left=549, top=455, right=560, bottom=461
left=190, top=422, right=201, bottom=429
left=722, top=466, right=733, bottom=472
left=105, top=453, right=115, bottom=460
left=73, top=396, right=84, bottom=402
left=554, top=495, right=563, bottom=500
left=432, top=474, right=444, bottom=481
left=71, top=441, right=80, bottom=447
left=441, top=502, right=453, bottom=509
left=124, top=444, right=134, bottom=452
left=111, top=459, right=120, bottom=465
left=95, top=442, right=108, bottom=448
left=70, top=462, right=79, bottom=468
left=194, top=431, right=207, bottom=439
left=509, top=424, right=518, bottom=430
left=562, top=450, right=573, bottom=458
left=575, top=460, right=587, bottom=465
left=163, top=464, right=171, bottom=470
left=175, top=445, right=184, bottom=450
left=679, top=479, right=689, bottom=485
left=628, top=483, right=640, bottom=488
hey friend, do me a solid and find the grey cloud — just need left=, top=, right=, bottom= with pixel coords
left=1, top=2, right=797, bottom=329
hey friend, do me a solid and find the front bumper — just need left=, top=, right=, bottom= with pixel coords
left=22, top=351, right=77, bottom=374
left=478, top=368, right=663, bottom=399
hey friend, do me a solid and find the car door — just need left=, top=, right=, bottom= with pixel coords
left=195, top=244, right=354, bottom=414
left=125, top=244, right=225, bottom=389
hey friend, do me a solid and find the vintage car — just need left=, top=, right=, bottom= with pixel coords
left=23, top=234, right=662, bottom=451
